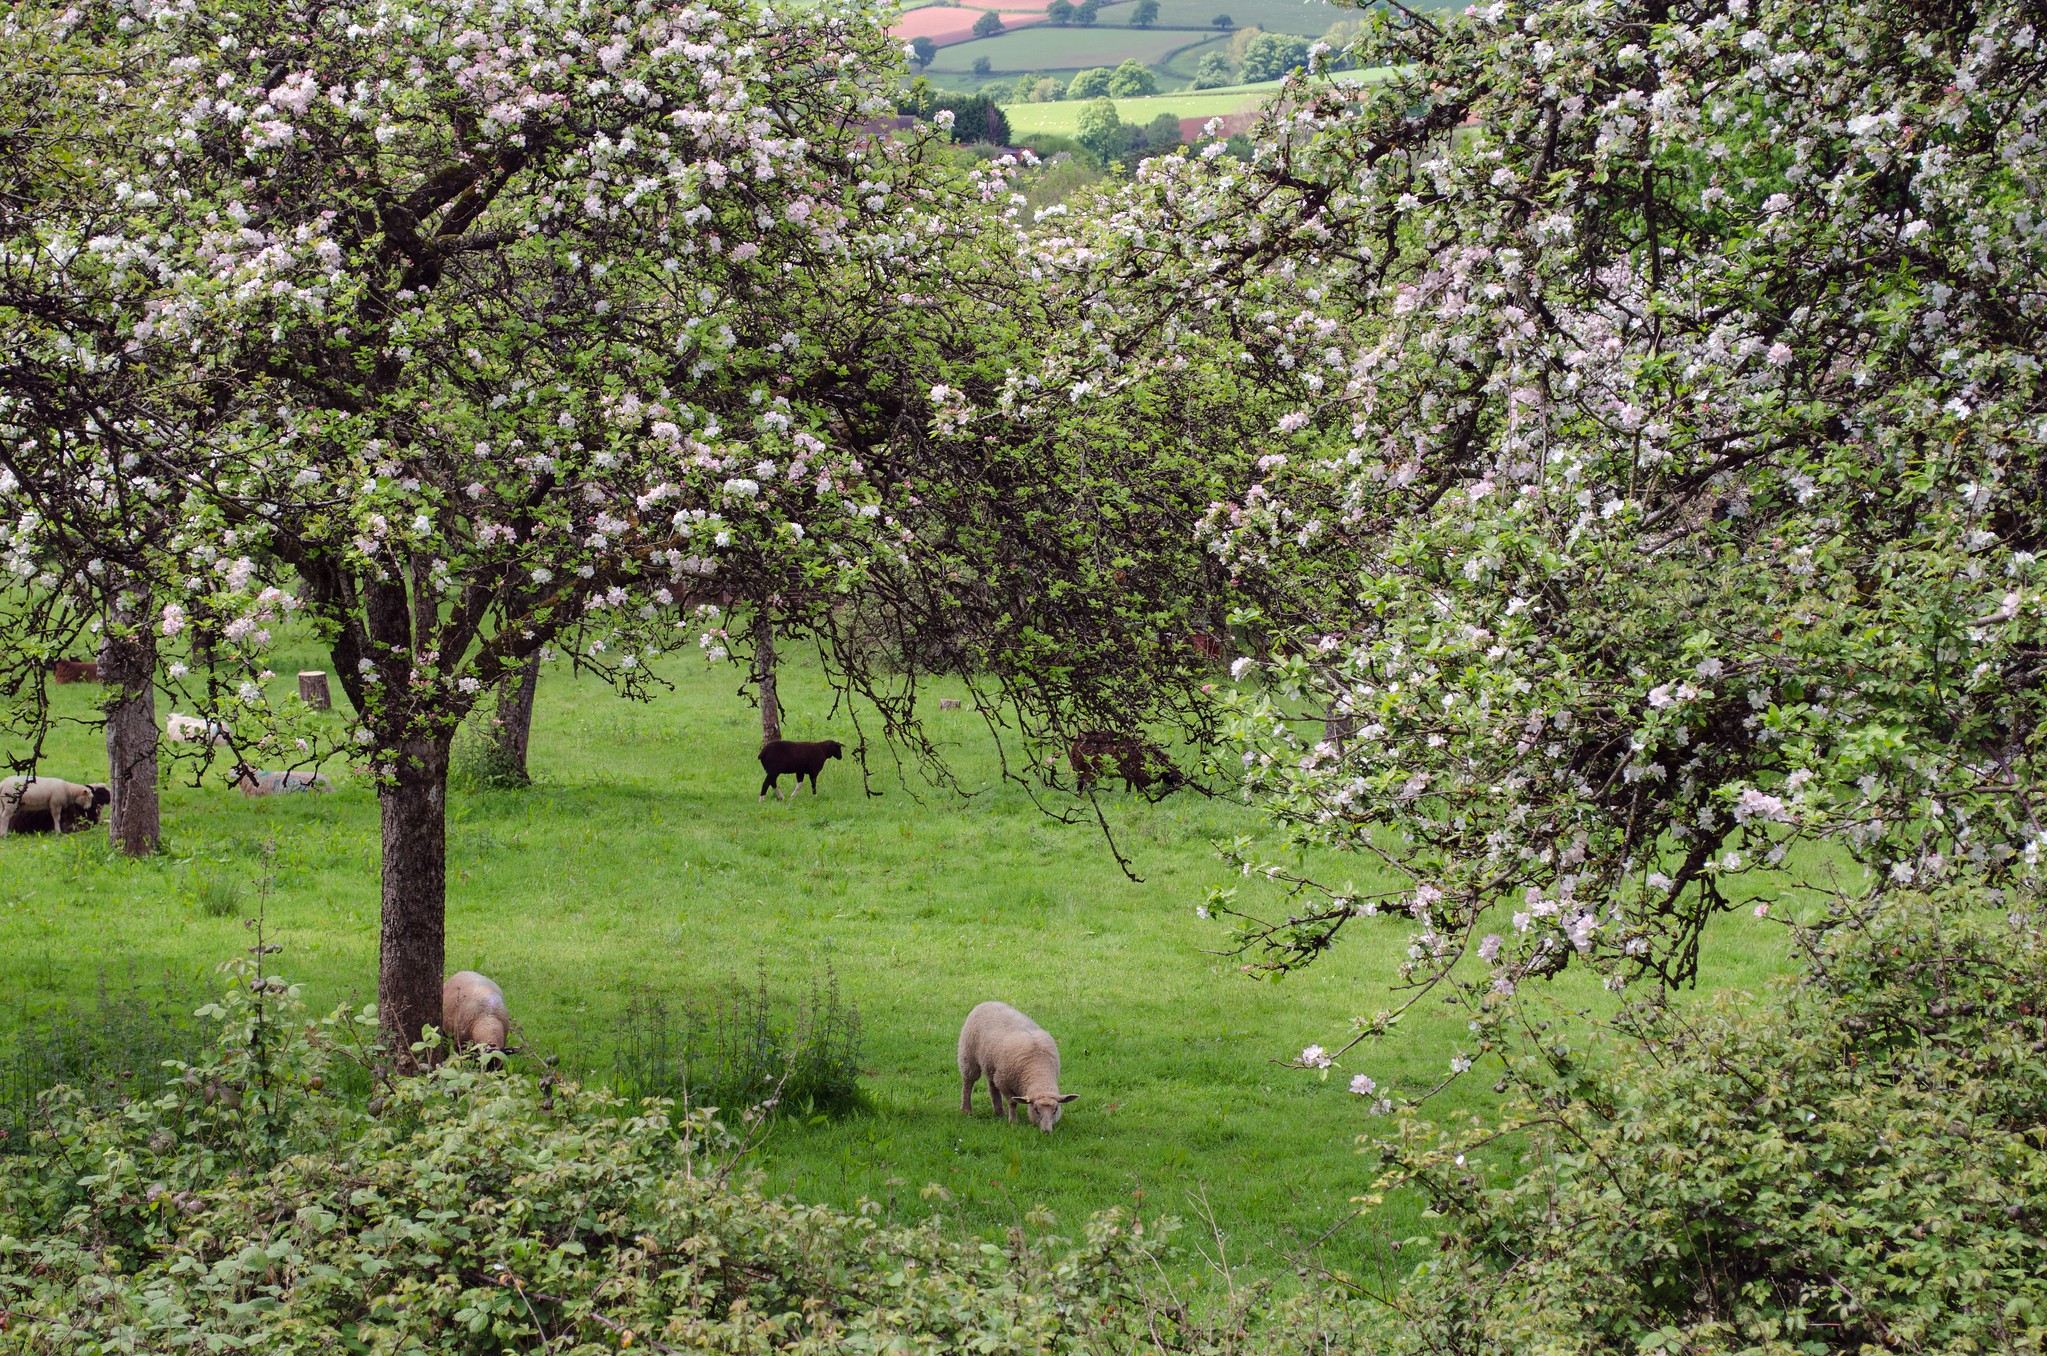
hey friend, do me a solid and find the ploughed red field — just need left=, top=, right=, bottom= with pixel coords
left=890, top=0, right=1124, bottom=49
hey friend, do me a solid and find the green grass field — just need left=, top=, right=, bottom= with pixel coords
left=927, top=24, right=1207, bottom=72
left=998, top=69, right=1397, bottom=133
left=1004, top=83, right=1272, bottom=131
left=1141, top=0, right=1353, bottom=36
left=0, top=643, right=1796, bottom=1277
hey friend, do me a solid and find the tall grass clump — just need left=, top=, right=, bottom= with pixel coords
left=0, top=967, right=208, bottom=1154
left=613, top=964, right=864, bottom=1120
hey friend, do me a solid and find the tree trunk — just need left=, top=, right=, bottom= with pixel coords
left=100, top=593, right=160, bottom=856
left=754, top=608, right=781, bottom=744
left=379, top=736, right=450, bottom=1053
left=486, top=657, right=539, bottom=785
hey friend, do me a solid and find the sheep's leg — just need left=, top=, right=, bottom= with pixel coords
left=809, top=772, right=820, bottom=796
left=759, top=773, right=774, bottom=800
left=960, top=1071, right=976, bottom=1115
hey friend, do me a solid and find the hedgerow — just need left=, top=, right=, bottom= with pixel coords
left=1377, top=896, right=2047, bottom=1355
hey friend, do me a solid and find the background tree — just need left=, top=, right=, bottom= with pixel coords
left=912, top=90, right=1013, bottom=145
left=1106, top=59, right=1159, bottom=98
left=1192, top=51, right=1235, bottom=88
left=1234, top=32, right=1309, bottom=81
left=1066, top=66, right=1114, bottom=99
left=910, top=35, right=938, bottom=65
left=1130, top=0, right=1160, bottom=27
left=0, top=4, right=178, bottom=856
left=1211, top=14, right=1233, bottom=30
left=1141, top=113, right=1183, bottom=152
left=1074, top=97, right=1126, bottom=164
left=972, top=10, right=1004, bottom=39
left=1076, top=0, right=1101, bottom=26
left=1046, top=0, right=1075, bottom=25
left=972, top=55, right=993, bottom=76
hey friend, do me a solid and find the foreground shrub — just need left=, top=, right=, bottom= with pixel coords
left=0, top=953, right=1178, bottom=1354
left=1381, top=898, right=2047, bottom=1355
left=0, top=966, right=207, bottom=1155
left=612, top=965, right=864, bottom=1120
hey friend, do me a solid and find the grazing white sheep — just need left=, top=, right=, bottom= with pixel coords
left=957, top=1000, right=1078, bottom=1132
left=235, top=766, right=332, bottom=796
left=441, top=971, right=511, bottom=1053
left=0, top=776, right=101, bottom=836
left=166, top=712, right=230, bottom=745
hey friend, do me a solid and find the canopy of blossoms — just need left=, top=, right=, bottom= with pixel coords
left=1001, top=0, right=2047, bottom=1055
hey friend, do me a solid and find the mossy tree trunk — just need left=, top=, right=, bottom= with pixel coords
left=486, top=656, right=540, bottom=785
left=378, top=735, right=450, bottom=1052
left=99, top=586, right=159, bottom=856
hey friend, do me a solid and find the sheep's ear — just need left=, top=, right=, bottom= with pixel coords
left=1056, top=1093, right=1078, bottom=1104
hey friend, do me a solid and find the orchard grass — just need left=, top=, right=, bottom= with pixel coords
left=0, top=646, right=1792, bottom=1275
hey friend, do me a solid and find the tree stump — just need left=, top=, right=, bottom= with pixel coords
left=299, top=670, right=332, bottom=709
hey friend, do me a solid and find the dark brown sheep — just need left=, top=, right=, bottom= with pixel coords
left=1186, top=631, right=1225, bottom=665
left=48, top=658, right=100, bottom=684
left=758, top=739, right=843, bottom=800
left=1070, top=730, right=1184, bottom=793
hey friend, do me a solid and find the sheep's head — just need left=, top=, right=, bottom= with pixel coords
left=469, top=1016, right=508, bottom=1052
left=823, top=740, right=844, bottom=760
left=1026, top=1092, right=1078, bottom=1132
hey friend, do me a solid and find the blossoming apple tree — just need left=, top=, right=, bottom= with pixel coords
left=0, top=5, right=183, bottom=855
left=22, top=0, right=1046, bottom=1045
left=1040, top=0, right=2047, bottom=1068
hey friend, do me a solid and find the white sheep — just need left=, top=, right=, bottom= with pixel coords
left=166, top=712, right=230, bottom=745
left=441, top=970, right=511, bottom=1053
left=0, top=776, right=103, bottom=836
left=235, top=766, right=332, bottom=796
left=957, top=1000, right=1078, bottom=1132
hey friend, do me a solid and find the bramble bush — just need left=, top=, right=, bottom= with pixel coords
left=1375, top=895, right=2047, bottom=1355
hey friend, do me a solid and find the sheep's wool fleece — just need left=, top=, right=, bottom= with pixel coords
left=958, top=1001, right=1064, bottom=1098
left=0, top=777, right=92, bottom=835
left=442, top=971, right=510, bottom=1050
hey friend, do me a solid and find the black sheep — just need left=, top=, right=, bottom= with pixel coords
left=758, top=739, right=843, bottom=800
left=1069, top=730, right=1183, bottom=793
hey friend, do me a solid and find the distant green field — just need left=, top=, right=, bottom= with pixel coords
left=925, top=24, right=1207, bottom=72
left=1141, top=0, right=1350, bottom=36
left=1159, top=32, right=1230, bottom=78
left=1000, top=67, right=1388, bottom=133
left=1004, top=84, right=1273, bottom=132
